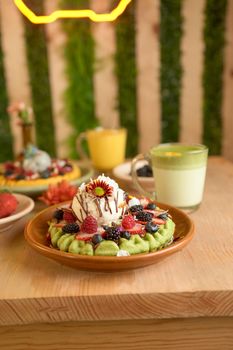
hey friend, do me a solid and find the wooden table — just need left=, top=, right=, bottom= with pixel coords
left=0, top=157, right=233, bottom=350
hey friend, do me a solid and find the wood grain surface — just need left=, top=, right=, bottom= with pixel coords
left=0, top=317, right=233, bottom=350
left=0, top=158, right=233, bottom=326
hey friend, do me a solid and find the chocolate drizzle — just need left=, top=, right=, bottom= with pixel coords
left=104, top=197, right=112, bottom=214
left=76, top=194, right=88, bottom=215
left=114, top=191, right=119, bottom=213
left=95, top=198, right=103, bottom=217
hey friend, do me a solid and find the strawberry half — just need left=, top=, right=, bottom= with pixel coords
left=126, top=223, right=143, bottom=235
left=152, top=218, right=166, bottom=225
left=135, top=220, right=149, bottom=225
left=76, top=232, right=95, bottom=241
left=144, top=209, right=156, bottom=215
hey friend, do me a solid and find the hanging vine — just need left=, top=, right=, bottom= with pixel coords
left=23, top=0, right=56, bottom=156
left=115, top=0, right=138, bottom=157
left=160, top=0, right=183, bottom=143
left=61, top=0, right=98, bottom=159
left=0, top=30, right=13, bottom=161
left=203, top=0, right=227, bottom=155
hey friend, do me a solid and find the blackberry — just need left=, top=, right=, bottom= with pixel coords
left=158, top=213, right=168, bottom=220
left=136, top=211, right=153, bottom=222
left=16, top=174, right=25, bottom=180
left=136, top=165, right=153, bottom=177
left=4, top=170, right=13, bottom=177
left=120, top=231, right=131, bottom=240
left=146, top=202, right=156, bottom=210
left=53, top=209, right=64, bottom=221
left=105, top=227, right=120, bottom=242
left=40, top=169, right=51, bottom=179
left=92, top=234, right=103, bottom=245
left=145, top=222, right=159, bottom=234
left=129, top=205, right=143, bottom=213
left=62, top=223, right=80, bottom=233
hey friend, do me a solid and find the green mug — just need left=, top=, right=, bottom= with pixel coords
left=131, top=143, right=208, bottom=211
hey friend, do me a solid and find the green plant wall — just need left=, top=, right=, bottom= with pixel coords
left=115, top=0, right=138, bottom=157
left=203, top=0, right=227, bottom=155
left=0, top=0, right=228, bottom=159
left=0, top=31, right=13, bottom=161
left=61, top=0, right=98, bottom=159
left=23, top=0, right=56, bottom=156
left=160, top=0, right=183, bottom=143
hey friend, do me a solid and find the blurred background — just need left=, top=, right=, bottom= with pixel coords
left=0, top=0, right=232, bottom=161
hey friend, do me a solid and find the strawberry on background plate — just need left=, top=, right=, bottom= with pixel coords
left=0, top=192, right=18, bottom=219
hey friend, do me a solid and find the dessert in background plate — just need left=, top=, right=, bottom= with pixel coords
left=0, top=145, right=81, bottom=189
left=47, top=175, right=175, bottom=256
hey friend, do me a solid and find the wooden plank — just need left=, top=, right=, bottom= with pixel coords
left=136, top=0, right=160, bottom=153
left=0, top=317, right=233, bottom=350
left=1, top=158, right=233, bottom=325
left=0, top=0, right=32, bottom=156
left=180, top=0, right=205, bottom=144
left=222, top=0, right=233, bottom=162
left=44, top=0, right=72, bottom=158
left=90, top=0, right=119, bottom=128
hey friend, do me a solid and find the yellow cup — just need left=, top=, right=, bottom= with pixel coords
left=77, top=128, right=127, bottom=171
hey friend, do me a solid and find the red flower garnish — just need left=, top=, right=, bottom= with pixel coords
left=86, top=179, right=112, bottom=198
left=38, top=180, right=77, bottom=206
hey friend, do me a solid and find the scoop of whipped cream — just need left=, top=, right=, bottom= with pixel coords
left=23, top=147, right=52, bottom=173
left=71, top=175, right=126, bottom=226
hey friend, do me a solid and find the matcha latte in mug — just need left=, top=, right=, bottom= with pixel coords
left=131, top=144, right=208, bottom=211
left=77, top=128, right=127, bottom=171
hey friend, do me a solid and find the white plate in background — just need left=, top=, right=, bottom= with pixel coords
left=112, top=160, right=155, bottom=193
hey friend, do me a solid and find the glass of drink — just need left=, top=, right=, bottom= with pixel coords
left=131, top=143, right=208, bottom=211
left=77, top=128, right=127, bottom=172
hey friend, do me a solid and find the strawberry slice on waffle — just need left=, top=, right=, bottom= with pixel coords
left=125, top=223, right=143, bottom=235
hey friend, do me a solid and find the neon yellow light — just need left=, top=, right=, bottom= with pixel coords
left=14, top=0, right=132, bottom=24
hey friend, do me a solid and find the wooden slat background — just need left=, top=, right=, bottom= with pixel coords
left=0, top=0, right=232, bottom=160
left=0, top=0, right=32, bottom=155
left=180, top=0, right=205, bottom=144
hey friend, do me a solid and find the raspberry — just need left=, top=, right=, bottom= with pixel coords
left=63, top=210, right=76, bottom=223
left=81, top=216, right=98, bottom=234
left=122, top=215, right=135, bottom=229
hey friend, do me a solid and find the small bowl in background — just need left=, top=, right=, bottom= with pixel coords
left=0, top=194, right=35, bottom=233
left=112, top=160, right=155, bottom=193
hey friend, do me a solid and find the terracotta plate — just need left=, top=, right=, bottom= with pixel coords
left=24, top=202, right=195, bottom=272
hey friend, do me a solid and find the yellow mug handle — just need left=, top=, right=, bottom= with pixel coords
left=76, top=132, right=87, bottom=160
left=131, top=154, right=156, bottom=200
left=76, top=132, right=91, bottom=166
